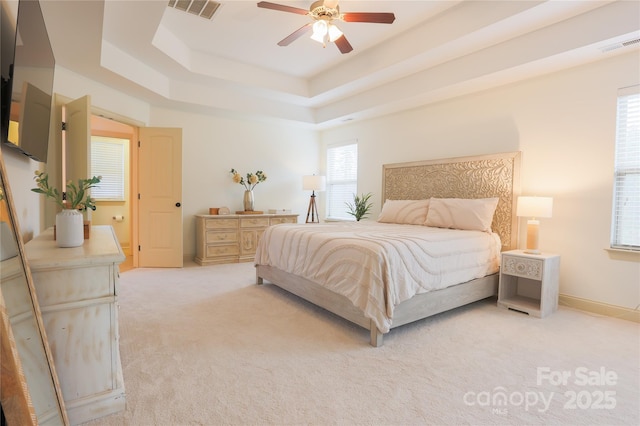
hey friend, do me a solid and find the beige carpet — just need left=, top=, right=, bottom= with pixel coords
left=85, top=261, right=639, bottom=425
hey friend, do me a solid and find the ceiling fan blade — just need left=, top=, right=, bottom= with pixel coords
left=334, top=35, right=353, bottom=54
left=257, top=1, right=309, bottom=15
left=342, top=12, right=396, bottom=24
left=277, top=23, right=313, bottom=46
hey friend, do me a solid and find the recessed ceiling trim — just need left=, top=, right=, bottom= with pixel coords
left=167, top=0, right=220, bottom=20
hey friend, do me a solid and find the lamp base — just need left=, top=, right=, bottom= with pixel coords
left=306, top=192, right=319, bottom=223
left=525, top=219, right=541, bottom=254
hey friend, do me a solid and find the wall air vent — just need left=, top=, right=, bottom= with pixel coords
left=167, top=0, right=221, bottom=20
left=622, top=38, right=640, bottom=47
left=601, top=37, right=640, bottom=53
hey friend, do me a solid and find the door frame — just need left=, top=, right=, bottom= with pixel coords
left=80, top=104, right=143, bottom=267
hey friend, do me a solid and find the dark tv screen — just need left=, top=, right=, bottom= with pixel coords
left=1, top=0, right=55, bottom=162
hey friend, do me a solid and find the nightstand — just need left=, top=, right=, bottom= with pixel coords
left=498, top=250, right=560, bottom=318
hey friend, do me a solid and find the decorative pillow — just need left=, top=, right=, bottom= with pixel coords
left=424, top=197, right=499, bottom=232
left=377, top=199, right=430, bottom=225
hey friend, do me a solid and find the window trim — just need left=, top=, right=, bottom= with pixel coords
left=325, top=141, right=358, bottom=221
left=610, top=85, right=640, bottom=251
left=90, top=137, right=127, bottom=202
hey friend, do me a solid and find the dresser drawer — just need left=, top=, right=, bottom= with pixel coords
left=240, top=217, right=270, bottom=228
left=205, top=244, right=240, bottom=258
left=204, top=218, right=238, bottom=229
left=270, top=216, right=297, bottom=225
left=502, top=255, right=543, bottom=280
left=205, top=231, right=238, bottom=244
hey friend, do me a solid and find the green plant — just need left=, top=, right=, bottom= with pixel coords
left=346, top=192, right=373, bottom=221
left=32, top=171, right=101, bottom=211
left=230, top=168, right=267, bottom=190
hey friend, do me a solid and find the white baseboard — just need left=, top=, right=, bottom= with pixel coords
left=559, top=294, right=640, bottom=323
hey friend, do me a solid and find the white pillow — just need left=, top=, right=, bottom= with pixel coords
left=424, top=197, right=499, bottom=232
left=377, top=199, right=430, bottom=225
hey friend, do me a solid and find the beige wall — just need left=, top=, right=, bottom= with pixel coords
left=148, top=107, right=320, bottom=257
left=3, top=50, right=637, bottom=313
left=320, top=51, right=640, bottom=311
left=4, top=66, right=319, bottom=259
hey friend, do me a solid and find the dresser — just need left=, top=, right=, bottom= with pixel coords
left=25, top=226, right=126, bottom=425
left=195, top=214, right=298, bottom=265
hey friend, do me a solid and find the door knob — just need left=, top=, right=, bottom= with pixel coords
left=176, top=202, right=181, bottom=207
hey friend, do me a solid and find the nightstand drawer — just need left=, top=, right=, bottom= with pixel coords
left=240, top=217, right=270, bottom=228
left=205, top=231, right=237, bottom=244
left=502, top=255, right=543, bottom=280
left=205, top=244, right=239, bottom=258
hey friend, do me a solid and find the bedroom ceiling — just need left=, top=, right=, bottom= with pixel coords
left=38, top=0, right=640, bottom=129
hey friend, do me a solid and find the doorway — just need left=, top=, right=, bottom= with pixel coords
left=61, top=99, right=183, bottom=269
left=90, top=115, right=135, bottom=268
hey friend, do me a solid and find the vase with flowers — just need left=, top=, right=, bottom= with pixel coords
left=230, top=169, right=267, bottom=211
left=32, top=171, right=101, bottom=247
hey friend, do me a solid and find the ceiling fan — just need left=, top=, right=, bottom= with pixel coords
left=257, top=1, right=396, bottom=54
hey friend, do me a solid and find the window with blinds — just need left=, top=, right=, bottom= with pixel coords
left=91, top=137, right=126, bottom=201
left=611, top=86, right=640, bottom=250
left=326, top=142, right=358, bottom=220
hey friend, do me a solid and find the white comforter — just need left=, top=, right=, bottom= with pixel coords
left=255, top=221, right=501, bottom=333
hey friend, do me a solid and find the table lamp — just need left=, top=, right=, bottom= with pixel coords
left=303, top=175, right=326, bottom=223
left=517, top=196, right=553, bottom=254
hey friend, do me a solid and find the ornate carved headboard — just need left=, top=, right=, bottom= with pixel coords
left=382, top=152, right=521, bottom=251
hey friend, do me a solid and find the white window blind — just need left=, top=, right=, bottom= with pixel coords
left=611, top=86, right=640, bottom=250
left=91, top=138, right=125, bottom=201
left=326, top=142, right=358, bottom=220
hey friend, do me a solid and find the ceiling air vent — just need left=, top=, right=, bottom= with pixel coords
left=167, top=0, right=221, bottom=20
left=601, top=37, right=640, bottom=53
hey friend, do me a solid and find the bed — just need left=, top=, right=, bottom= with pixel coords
left=255, top=152, right=521, bottom=346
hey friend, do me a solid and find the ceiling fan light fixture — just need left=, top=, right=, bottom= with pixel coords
left=327, top=23, right=343, bottom=42
left=257, top=1, right=395, bottom=54
left=310, top=31, right=325, bottom=44
left=311, top=19, right=328, bottom=44
left=312, top=20, right=327, bottom=36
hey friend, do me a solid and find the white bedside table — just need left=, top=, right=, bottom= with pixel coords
left=497, top=250, right=560, bottom=318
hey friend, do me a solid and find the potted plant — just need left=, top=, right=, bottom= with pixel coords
left=346, top=192, right=373, bottom=221
left=32, top=171, right=101, bottom=247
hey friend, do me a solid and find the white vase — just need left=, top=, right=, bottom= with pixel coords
left=56, top=209, right=84, bottom=248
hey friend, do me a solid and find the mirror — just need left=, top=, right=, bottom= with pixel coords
left=0, top=148, right=68, bottom=425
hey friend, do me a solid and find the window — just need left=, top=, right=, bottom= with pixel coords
left=611, top=86, right=640, bottom=250
left=91, top=137, right=126, bottom=201
left=326, top=142, right=358, bottom=220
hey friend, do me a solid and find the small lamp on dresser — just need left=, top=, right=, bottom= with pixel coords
left=303, top=175, right=326, bottom=223
left=517, top=196, right=553, bottom=254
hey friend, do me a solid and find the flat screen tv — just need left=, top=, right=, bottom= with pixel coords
left=1, top=0, right=55, bottom=162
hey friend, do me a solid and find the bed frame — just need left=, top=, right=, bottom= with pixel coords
left=257, top=151, right=521, bottom=346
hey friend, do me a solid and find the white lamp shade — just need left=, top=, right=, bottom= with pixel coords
left=312, top=20, right=328, bottom=37
left=311, top=20, right=327, bottom=43
left=327, top=24, right=343, bottom=42
left=303, top=175, right=326, bottom=192
left=517, top=196, right=553, bottom=218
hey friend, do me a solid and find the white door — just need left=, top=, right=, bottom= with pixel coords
left=138, top=127, right=182, bottom=267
